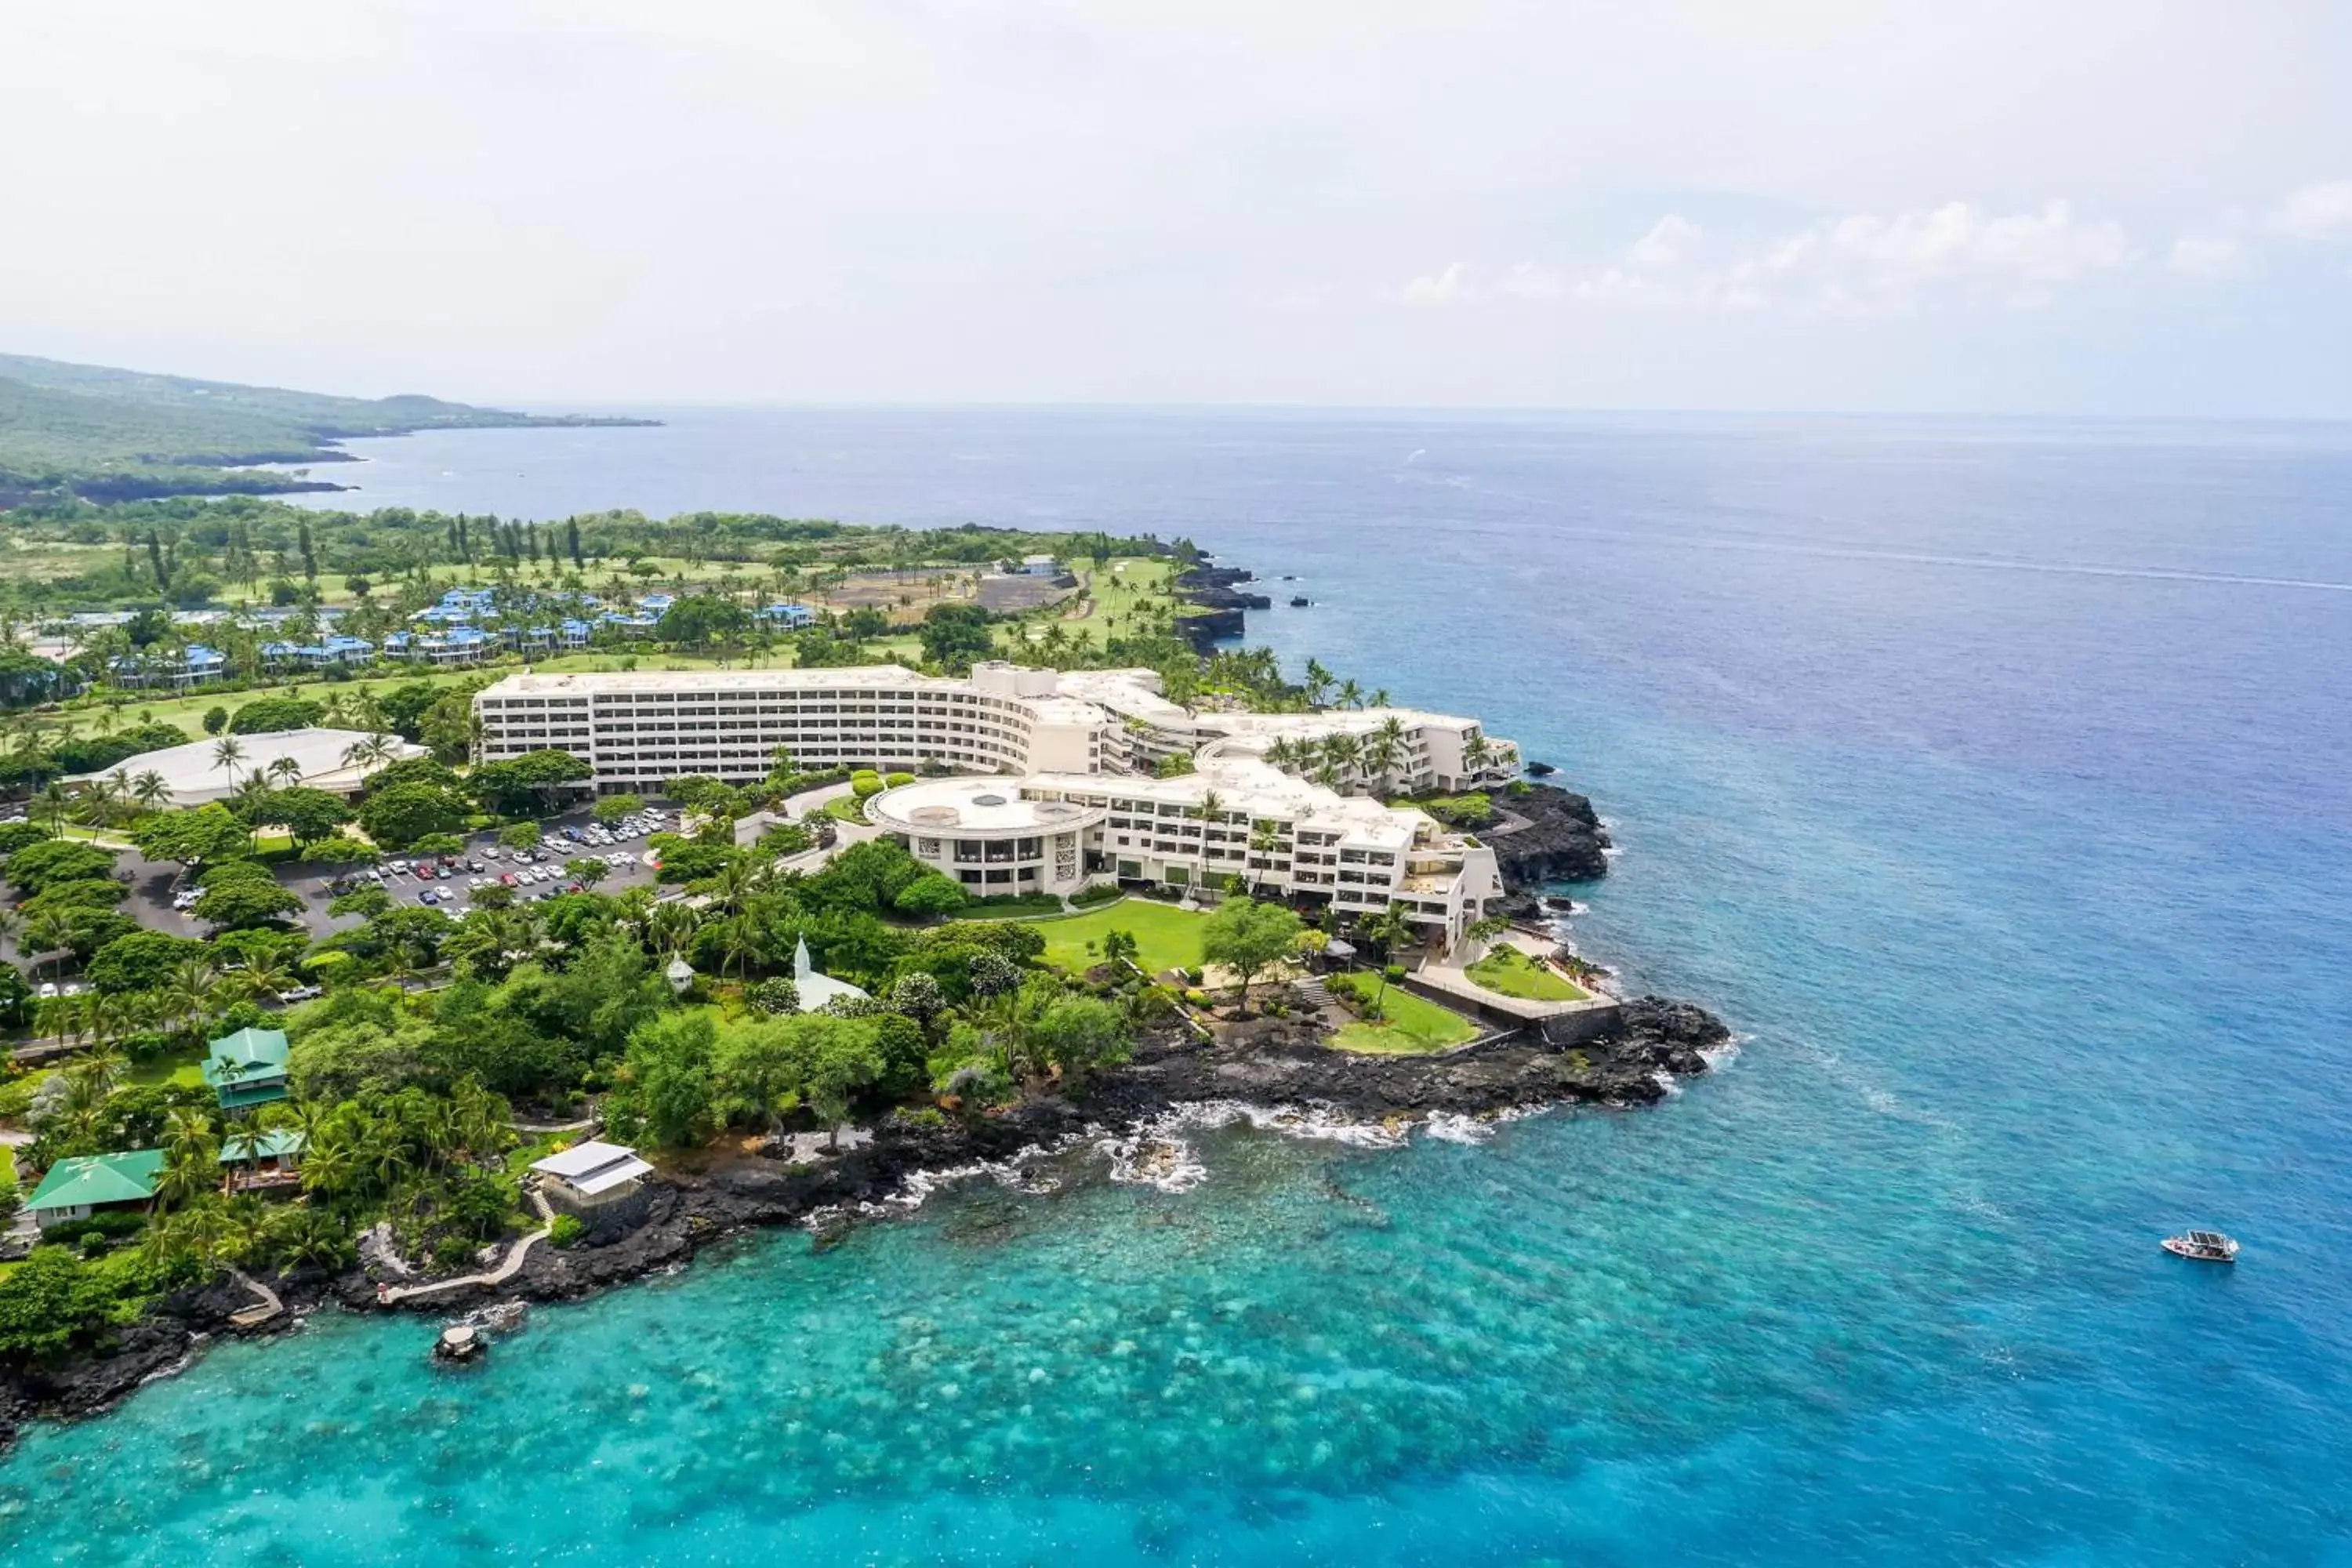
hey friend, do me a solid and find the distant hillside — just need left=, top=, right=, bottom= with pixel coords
left=0, top=353, right=657, bottom=505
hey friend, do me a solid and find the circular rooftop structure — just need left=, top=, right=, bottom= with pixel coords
left=869, top=777, right=1107, bottom=839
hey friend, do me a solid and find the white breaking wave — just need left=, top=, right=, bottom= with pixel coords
left=1418, top=1111, right=1494, bottom=1145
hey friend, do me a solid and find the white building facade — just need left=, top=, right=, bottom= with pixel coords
left=473, top=662, right=1518, bottom=945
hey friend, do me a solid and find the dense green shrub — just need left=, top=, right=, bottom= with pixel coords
left=1069, top=881, right=1123, bottom=907
left=229, top=696, right=326, bottom=734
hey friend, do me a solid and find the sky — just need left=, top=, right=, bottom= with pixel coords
left=3, top=0, right=2350, bottom=416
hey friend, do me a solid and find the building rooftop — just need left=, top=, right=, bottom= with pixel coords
left=64, top=728, right=427, bottom=806
left=204, top=1027, right=290, bottom=1089
left=26, top=1149, right=164, bottom=1213
left=1025, top=756, right=1426, bottom=849
left=533, top=1140, right=655, bottom=1196
left=219, top=1129, right=307, bottom=1163
left=869, top=776, right=1106, bottom=836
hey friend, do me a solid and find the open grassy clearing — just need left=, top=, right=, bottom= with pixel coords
left=1330, top=981, right=1482, bottom=1054
left=1465, top=946, right=1589, bottom=1002
left=1026, top=900, right=1209, bottom=978
left=128, top=1050, right=209, bottom=1090
left=1072, top=557, right=1176, bottom=622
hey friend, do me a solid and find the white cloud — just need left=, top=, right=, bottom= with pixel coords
left=2263, top=180, right=2352, bottom=240
left=1399, top=261, right=1475, bottom=306
left=1539, top=199, right=2134, bottom=314
left=1628, top=215, right=1702, bottom=269
left=1495, top=261, right=1566, bottom=301
left=2168, top=234, right=2250, bottom=278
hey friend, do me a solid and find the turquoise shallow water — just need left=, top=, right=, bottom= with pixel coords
left=8, top=412, right=2351, bottom=1563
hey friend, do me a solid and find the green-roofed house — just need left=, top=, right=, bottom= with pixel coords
left=220, top=1127, right=307, bottom=1193
left=204, top=1027, right=291, bottom=1110
left=24, top=1149, right=165, bottom=1229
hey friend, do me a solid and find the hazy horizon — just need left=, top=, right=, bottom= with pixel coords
left=6, top=2, right=2350, bottom=419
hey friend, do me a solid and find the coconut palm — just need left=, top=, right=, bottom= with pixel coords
left=267, top=756, right=303, bottom=788
left=132, top=770, right=172, bottom=811
left=211, top=736, right=248, bottom=789
left=1460, top=731, right=1492, bottom=780
left=1320, top=732, right=1362, bottom=789
left=1363, top=716, right=1406, bottom=789
left=1337, top=677, right=1364, bottom=710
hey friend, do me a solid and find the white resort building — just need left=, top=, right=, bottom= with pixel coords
left=472, top=662, right=1521, bottom=948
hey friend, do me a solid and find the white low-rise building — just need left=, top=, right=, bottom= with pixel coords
left=64, top=726, right=428, bottom=807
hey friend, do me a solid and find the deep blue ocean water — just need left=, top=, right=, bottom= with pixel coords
left=7, top=410, right=2350, bottom=1564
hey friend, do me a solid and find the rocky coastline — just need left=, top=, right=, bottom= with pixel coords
left=1173, top=563, right=1269, bottom=650
left=0, top=980, right=1724, bottom=1448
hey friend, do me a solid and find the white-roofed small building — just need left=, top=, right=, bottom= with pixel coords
left=530, top=1140, right=657, bottom=1235
left=63, top=726, right=429, bottom=807
left=789, top=938, right=873, bottom=1012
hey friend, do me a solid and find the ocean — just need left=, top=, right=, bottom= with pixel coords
left=6, top=409, right=2350, bottom=1565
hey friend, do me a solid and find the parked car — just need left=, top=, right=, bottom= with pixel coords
left=277, top=985, right=322, bottom=1003
left=466, top=859, right=484, bottom=873
left=389, top=859, right=409, bottom=875
left=37, top=981, right=58, bottom=1000
left=499, top=873, right=517, bottom=887
left=482, top=847, right=502, bottom=861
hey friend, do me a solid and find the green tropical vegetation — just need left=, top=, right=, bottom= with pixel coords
left=1465, top=945, right=1590, bottom=1002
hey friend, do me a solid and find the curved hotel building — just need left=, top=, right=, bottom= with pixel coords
left=474, top=662, right=1519, bottom=947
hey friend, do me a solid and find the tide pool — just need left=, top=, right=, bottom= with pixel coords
left=7, top=410, right=2349, bottom=1564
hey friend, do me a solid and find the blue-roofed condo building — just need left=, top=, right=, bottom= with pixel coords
left=205, top=1026, right=291, bottom=1110
left=757, top=602, right=816, bottom=629
left=260, top=633, right=376, bottom=671
left=109, top=643, right=227, bottom=689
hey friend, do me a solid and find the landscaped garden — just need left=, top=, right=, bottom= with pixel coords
left=1326, top=972, right=1483, bottom=1054
left=1026, top=901, right=1209, bottom=978
left=1465, top=945, right=1590, bottom=1002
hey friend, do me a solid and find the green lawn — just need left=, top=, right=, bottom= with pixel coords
left=1465, top=946, right=1589, bottom=1002
left=1330, top=979, right=1482, bottom=1054
left=1070, top=556, right=1176, bottom=623
left=128, top=1050, right=209, bottom=1090
left=1026, top=901, right=1209, bottom=978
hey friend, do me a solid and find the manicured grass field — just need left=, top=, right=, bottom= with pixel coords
left=129, top=1051, right=209, bottom=1090
left=1330, top=980, right=1482, bottom=1054
left=1026, top=901, right=1209, bottom=978
left=1465, top=946, right=1589, bottom=1002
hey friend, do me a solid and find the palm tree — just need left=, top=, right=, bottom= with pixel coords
left=1363, top=717, right=1406, bottom=790
left=212, top=736, right=247, bottom=790
left=340, top=731, right=398, bottom=770
left=132, top=770, right=172, bottom=811
left=36, top=781, right=70, bottom=834
left=267, top=756, right=303, bottom=788
left=1337, top=677, right=1364, bottom=710
left=1460, top=731, right=1492, bottom=781
left=1301, top=659, right=1334, bottom=709
left=1247, top=818, right=1283, bottom=895
left=1361, top=907, right=1416, bottom=1012
left=1320, top=732, right=1362, bottom=789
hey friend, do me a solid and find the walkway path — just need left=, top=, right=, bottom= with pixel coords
left=379, top=1187, right=555, bottom=1305
left=227, top=1268, right=283, bottom=1328
left=513, top=1117, right=594, bottom=1135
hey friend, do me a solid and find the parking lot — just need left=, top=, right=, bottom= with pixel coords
left=316, top=804, right=678, bottom=921
left=1, top=804, right=686, bottom=991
